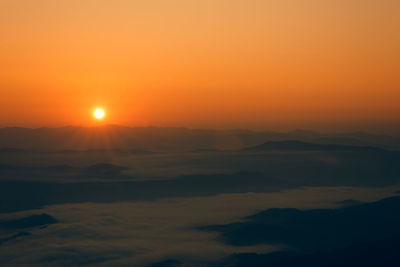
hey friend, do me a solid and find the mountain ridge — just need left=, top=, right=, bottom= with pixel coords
left=243, top=140, right=392, bottom=152
left=1, top=126, right=399, bottom=152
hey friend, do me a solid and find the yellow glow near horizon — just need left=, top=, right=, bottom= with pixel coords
left=0, top=1, right=399, bottom=132
left=94, top=109, right=105, bottom=120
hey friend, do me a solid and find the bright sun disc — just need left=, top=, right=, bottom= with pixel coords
left=94, top=108, right=105, bottom=119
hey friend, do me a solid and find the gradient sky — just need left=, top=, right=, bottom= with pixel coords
left=0, top=0, right=399, bottom=132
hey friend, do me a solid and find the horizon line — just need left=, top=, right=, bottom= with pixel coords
left=0, top=124, right=397, bottom=136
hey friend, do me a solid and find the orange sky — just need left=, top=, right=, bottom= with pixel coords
left=0, top=0, right=399, bottom=132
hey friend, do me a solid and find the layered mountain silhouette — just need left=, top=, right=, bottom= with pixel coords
left=244, top=140, right=387, bottom=152
left=0, top=163, right=130, bottom=180
left=221, top=238, right=400, bottom=267
left=1, top=126, right=399, bottom=152
left=200, top=196, right=400, bottom=266
left=200, top=196, right=400, bottom=251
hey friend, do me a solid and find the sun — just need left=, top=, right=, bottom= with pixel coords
left=94, top=108, right=105, bottom=120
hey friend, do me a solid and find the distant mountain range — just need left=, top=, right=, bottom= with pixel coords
left=244, top=140, right=388, bottom=152
left=0, top=126, right=399, bottom=152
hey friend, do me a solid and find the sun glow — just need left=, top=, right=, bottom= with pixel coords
left=94, top=108, right=105, bottom=120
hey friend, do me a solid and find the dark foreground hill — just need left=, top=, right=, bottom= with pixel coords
left=200, top=196, right=400, bottom=267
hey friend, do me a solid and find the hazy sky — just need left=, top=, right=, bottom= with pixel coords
left=0, top=0, right=399, bottom=132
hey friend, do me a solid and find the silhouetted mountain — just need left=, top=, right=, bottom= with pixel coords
left=1, top=126, right=399, bottom=152
left=0, top=126, right=218, bottom=152
left=0, top=214, right=58, bottom=229
left=0, top=164, right=77, bottom=179
left=244, top=140, right=387, bottom=152
left=199, top=196, right=400, bottom=252
left=0, top=172, right=291, bottom=213
left=222, top=238, right=400, bottom=267
left=151, top=196, right=400, bottom=266
left=0, top=214, right=58, bottom=247
left=0, top=163, right=130, bottom=180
